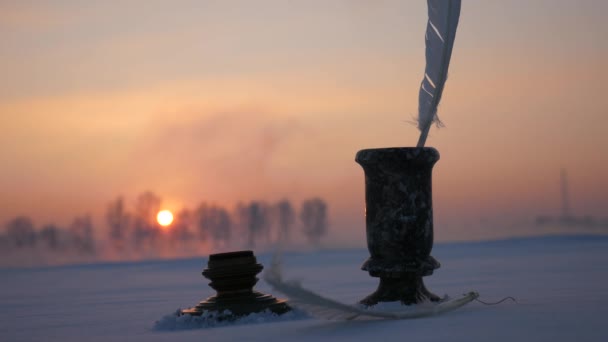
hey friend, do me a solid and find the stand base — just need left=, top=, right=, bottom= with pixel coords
left=359, top=274, right=440, bottom=306
left=180, top=250, right=291, bottom=319
left=181, top=291, right=290, bottom=318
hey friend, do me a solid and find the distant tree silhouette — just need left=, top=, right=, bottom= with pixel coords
left=211, top=207, right=231, bottom=247
left=300, top=198, right=328, bottom=245
left=196, top=203, right=232, bottom=247
left=69, top=215, right=95, bottom=254
left=195, top=203, right=211, bottom=242
left=0, top=192, right=332, bottom=266
left=134, top=192, right=161, bottom=226
left=275, top=199, right=295, bottom=243
left=106, top=197, right=130, bottom=251
left=234, top=202, right=248, bottom=245
left=5, top=216, right=36, bottom=248
left=39, top=224, right=62, bottom=251
left=169, top=208, right=194, bottom=247
left=0, top=234, right=8, bottom=252
left=237, top=201, right=269, bottom=248
left=132, top=191, right=161, bottom=250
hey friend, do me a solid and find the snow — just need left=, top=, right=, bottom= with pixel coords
left=154, top=308, right=308, bottom=331
left=1, top=234, right=608, bottom=341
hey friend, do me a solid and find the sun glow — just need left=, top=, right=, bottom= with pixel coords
left=156, top=210, right=174, bottom=227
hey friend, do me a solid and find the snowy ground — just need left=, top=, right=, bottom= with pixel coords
left=2, top=234, right=608, bottom=342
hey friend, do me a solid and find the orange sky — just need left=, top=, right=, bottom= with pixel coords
left=1, top=0, right=607, bottom=244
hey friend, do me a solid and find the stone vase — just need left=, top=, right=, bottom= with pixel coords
left=356, top=147, right=441, bottom=305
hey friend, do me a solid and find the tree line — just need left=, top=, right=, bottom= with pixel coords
left=0, top=191, right=329, bottom=263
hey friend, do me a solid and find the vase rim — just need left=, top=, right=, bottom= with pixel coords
left=355, top=147, right=440, bottom=165
left=356, top=147, right=438, bottom=153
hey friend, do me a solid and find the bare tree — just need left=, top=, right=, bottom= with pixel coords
left=132, top=191, right=161, bottom=250
left=237, top=201, right=270, bottom=248
left=134, top=191, right=161, bottom=226
left=69, top=215, right=95, bottom=254
left=106, top=197, right=130, bottom=251
left=300, top=198, right=328, bottom=245
left=211, top=207, right=231, bottom=247
left=5, top=216, right=36, bottom=248
left=196, top=203, right=232, bottom=248
left=275, top=199, right=295, bottom=243
left=0, top=234, right=8, bottom=252
left=169, top=208, right=194, bottom=248
left=195, top=203, right=211, bottom=242
left=40, top=224, right=62, bottom=251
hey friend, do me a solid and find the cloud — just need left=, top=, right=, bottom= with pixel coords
left=123, top=109, right=308, bottom=198
left=0, top=4, right=70, bottom=30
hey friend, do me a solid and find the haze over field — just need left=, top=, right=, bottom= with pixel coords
left=1, top=0, right=607, bottom=254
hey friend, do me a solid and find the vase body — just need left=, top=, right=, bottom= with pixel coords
left=356, top=147, right=440, bottom=305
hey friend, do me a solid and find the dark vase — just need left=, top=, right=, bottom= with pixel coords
left=356, top=147, right=441, bottom=305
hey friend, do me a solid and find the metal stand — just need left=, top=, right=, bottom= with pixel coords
left=181, top=250, right=290, bottom=318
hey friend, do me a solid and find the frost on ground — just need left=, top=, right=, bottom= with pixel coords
left=154, top=308, right=308, bottom=330
left=1, top=234, right=608, bottom=342
left=264, top=249, right=479, bottom=321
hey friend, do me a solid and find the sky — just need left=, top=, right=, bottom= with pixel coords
left=1, top=0, right=607, bottom=245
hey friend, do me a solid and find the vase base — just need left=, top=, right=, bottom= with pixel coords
left=181, top=250, right=291, bottom=318
left=359, top=274, right=440, bottom=306
left=181, top=291, right=290, bottom=318
left=362, top=256, right=440, bottom=277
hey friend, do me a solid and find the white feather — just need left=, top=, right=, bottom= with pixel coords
left=263, top=252, right=478, bottom=321
left=417, top=0, right=462, bottom=147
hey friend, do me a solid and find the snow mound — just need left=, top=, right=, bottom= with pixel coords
left=153, top=308, right=308, bottom=330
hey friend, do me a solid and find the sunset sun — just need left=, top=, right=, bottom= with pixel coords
left=156, top=210, right=174, bottom=227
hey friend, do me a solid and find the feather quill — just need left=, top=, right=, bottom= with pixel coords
left=417, top=0, right=462, bottom=147
left=262, top=3, right=467, bottom=317
left=264, top=251, right=478, bottom=320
